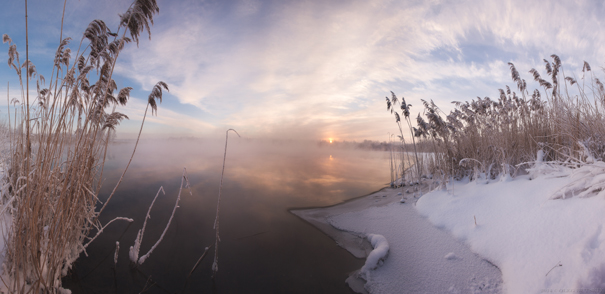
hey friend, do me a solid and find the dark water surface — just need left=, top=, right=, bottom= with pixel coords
left=62, top=138, right=390, bottom=293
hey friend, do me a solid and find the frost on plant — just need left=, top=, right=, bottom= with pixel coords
left=0, top=0, right=166, bottom=292
left=131, top=169, right=192, bottom=266
left=388, top=56, right=605, bottom=185
left=129, top=186, right=165, bottom=263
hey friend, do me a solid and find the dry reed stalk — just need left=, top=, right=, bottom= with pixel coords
left=136, top=168, right=192, bottom=265
left=129, top=186, right=165, bottom=264
left=0, top=0, right=166, bottom=292
left=394, top=55, right=605, bottom=186
left=212, top=128, right=240, bottom=278
left=188, top=245, right=212, bottom=278
left=114, top=241, right=120, bottom=266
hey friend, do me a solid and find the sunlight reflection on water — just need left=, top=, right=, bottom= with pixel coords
left=63, top=138, right=390, bottom=293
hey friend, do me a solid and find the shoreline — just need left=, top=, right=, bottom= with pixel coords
left=290, top=185, right=403, bottom=259
left=291, top=181, right=503, bottom=293
left=290, top=183, right=428, bottom=294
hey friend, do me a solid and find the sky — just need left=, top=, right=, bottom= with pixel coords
left=1, top=0, right=605, bottom=141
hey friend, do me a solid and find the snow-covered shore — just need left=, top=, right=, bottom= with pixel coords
left=292, top=185, right=502, bottom=293
left=416, top=170, right=605, bottom=294
left=295, top=162, right=605, bottom=294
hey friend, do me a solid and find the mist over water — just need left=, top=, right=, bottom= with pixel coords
left=63, top=138, right=390, bottom=293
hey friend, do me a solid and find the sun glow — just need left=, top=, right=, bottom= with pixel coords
left=329, top=138, right=333, bottom=143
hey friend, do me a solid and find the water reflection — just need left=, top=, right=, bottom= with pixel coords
left=63, top=139, right=390, bottom=293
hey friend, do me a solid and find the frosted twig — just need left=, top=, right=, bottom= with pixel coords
left=212, top=128, right=240, bottom=277
left=114, top=241, right=120, bottom=266
left=84, top=217, right=134, bottom=249
left=137, top=168, right=191, bottom=265
left=129, top=186, right=165, bottom=263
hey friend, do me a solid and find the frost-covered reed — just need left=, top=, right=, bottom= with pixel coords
left=129, top=169, right=193, bottom=266
left=1, top=0, right=166, bottom=292
left=389, top=55, right=605, bottom=187
left=212, top=128, right=240, bottom=278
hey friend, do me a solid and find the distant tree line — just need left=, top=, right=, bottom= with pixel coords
left=317, top=139, right=425, bottom=151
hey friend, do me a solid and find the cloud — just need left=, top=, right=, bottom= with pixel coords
left=114, top=96, right=217, bottom=138
left=8, top=0, right=605, bottom=141
left=116, top=0, right=462, bottom=139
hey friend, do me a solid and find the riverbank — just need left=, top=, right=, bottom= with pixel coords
left=294, top=162, right=605, bottom=294
left=291, top=181, right=502, bottom=294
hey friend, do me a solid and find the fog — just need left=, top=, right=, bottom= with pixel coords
left=64, top=137, right=391, bottom=293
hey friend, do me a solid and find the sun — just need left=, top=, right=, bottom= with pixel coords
left=329, top=138, right=333, bottom=143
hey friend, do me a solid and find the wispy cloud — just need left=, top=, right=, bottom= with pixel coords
left=114, top=96, right=217, bottom=138
left=4, top=0, right=605, bottom=141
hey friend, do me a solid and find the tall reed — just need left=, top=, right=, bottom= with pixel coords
left=386, top=92, right=423, bottom=194
left=1, top=0, right=166, bottom=292
left=391, top=55, right=605, bottom=186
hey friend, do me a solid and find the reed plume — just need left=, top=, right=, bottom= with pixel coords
left=0, top=0, right=165, bottom=292
left=391, top=54, right=605, bottom=191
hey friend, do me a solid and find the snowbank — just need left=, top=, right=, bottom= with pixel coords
left=360, top=234, right=389, bottom=279
left=416, top=170, right=605, bottom=294
left=328, top=196, right=502, bottom=293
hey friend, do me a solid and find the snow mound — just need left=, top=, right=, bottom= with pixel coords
left=416, top=172, right=605, bottom=294
left=360, top=234, right=389, bottom=279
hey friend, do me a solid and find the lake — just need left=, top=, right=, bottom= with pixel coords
left=62, top=138, right=391, bottom=293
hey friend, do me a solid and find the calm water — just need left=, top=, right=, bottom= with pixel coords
left=62, top=138, right=390, bottom=293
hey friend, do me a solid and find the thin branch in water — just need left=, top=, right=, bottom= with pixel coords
left=188, top=245, right=212, bottom=278
left=114, top=241, right=120, bottom=266
left=129, top=186, right=165, bottom=263
left=137, top=168, right=192, bottom=265
left=212, top=128, right=241, bottom=278
left=84, top=217, right=134, bottom=249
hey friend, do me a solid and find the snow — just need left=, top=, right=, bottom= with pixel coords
left=327, top=195, right=502, bottom=293
left=360, top=234, right=389, bottom=279
left=322, top=159, right=605, bottom=293
left=416, top=170, right=605, bottom=294
left=444, top=252, right=458, bottom=260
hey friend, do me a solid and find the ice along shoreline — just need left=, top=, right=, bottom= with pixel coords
left=291, top=182, right=503, bottom=294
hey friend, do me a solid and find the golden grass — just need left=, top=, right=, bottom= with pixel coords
left=389, top=55, right=605, bottom=184
left=1, top=0, right=166, bottom=292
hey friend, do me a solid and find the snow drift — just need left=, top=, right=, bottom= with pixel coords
left=360, top=234, right=389, bottom=280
